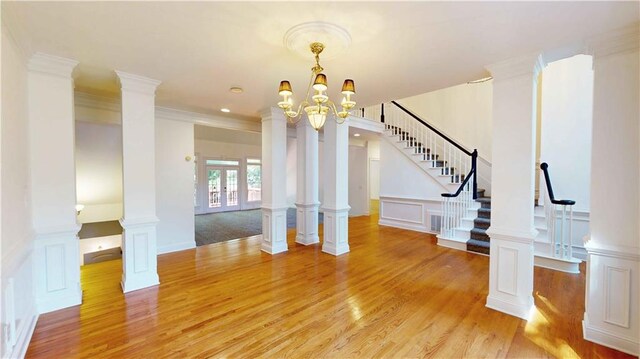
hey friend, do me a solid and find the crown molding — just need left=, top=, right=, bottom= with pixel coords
left=156, top=106, right=261, bottom=133
left=115, top=70, right=161, bottom=95
left=259, top=106, right=287, bottom=123
left=587, top=22, right=640, bottom=59
left=27, top=52, right=78, bottom=78
left=485, top=53, right=545, bottom=81
left=74, top=92, right=121, bottom=112
left=1, top=11, right=29, bottom=63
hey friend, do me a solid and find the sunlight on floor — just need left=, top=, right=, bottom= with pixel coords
left=525, top=303, right=580, bottom=358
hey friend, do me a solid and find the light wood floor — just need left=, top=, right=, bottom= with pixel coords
left=27, top=202, right=633, bottom=358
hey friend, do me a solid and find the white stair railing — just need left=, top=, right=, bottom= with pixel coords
left=540, top=162, right=575, bottom=260
left=441, top=172, right=475, bottom=238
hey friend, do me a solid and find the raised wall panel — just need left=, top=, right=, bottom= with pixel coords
left=603, top=265, right=631, bottom=328
left=45, top=244, right=66, bottom=292
left=497, top=246, right=518, bottom=296
left=378, top=197, right=441, bottom=234
left=133, top=233, right=149, bottom=273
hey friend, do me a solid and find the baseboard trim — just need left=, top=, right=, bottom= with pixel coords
left=378, top=218, right=432, bottom=234
left=486, top=295, right=533, bottom=321
left=583, top=316, right=640, bottom=356
left=7, top=309, right=38, bottom=359
left=436, top=235, right=467, bottom=251
left=157, top=241, right=195, bottom=255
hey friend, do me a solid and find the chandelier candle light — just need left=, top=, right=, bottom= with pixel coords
left=278, top=42, right=356, bottom=131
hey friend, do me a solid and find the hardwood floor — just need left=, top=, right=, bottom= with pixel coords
left=27, top=204, right=633, bottom=358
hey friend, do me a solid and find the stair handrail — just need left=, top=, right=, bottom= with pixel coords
left=539, top=162, right=575, bottom=260
left=540, top=163, right=576, bottom=206
left=442, top=150, right=477, bottom=198
left=390, top=101, right=473, bottom=156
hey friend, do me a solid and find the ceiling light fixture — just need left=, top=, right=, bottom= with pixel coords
left=220, top=108, right=230, bottom=113
left=229, top=87, right=243, bottom=94
left=277, top=42, right=356, bottom=131
left=353, top=133, right=361, bottom=137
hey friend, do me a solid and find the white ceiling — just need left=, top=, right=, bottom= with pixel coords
left=3, top=2, right=638, bottom=121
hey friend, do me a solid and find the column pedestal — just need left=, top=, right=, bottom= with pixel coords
left=120, top=218, right=160, bottom=293
left=295, top=203, right=320, bottom=245
left=261, top=207, right=288, bottom=254
left=321, top=207, right=350, bottom=256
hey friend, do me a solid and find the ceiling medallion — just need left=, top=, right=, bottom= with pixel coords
left=284, top=21, right=351, bottom=61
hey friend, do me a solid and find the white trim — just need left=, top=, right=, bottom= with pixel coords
left=28, top=52, right=78, bottom=78
left=115, top=70, right=161, bottom=94
left=486, top=52, right=546, bottom=81
left=157, top=106, right=260, bottom=133
left=587, top=23, right=640, bottom=59
left=486, top=295, right=533, bottom=321
left=348, top=115, right=385, bottom=133
left=157, top=241, right=196, bottom=255
left=583, top=315, right=640, bottom=356
left=584, top=241, right=640, bottom=261
left=6, top=309, right=39, bottom=359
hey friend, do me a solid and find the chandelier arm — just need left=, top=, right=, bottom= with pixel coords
left=303, top=70, right=315, bottom=106
left=328, top=100, right=348, bottom=124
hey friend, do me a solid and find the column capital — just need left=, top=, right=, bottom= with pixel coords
left=486, top=53, right=545, bottom=81
left=28, top=52, right=78, bottom=78
left=115, top=70, right=161, bottom=95
left=260, top=106, right=287, bottom=123
left=587, top=22, right=640, bottom=59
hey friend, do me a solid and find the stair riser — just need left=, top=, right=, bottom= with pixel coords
left=473, top=221, right=490, bottom=230
left=470, top=232, right=490, bottom=242
left=481, top=202, right=491, bottom=209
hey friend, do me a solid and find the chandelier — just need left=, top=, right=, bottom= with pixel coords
left=277, top=42, right=356, bottom=131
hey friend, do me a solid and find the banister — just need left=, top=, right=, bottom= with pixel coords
left=441, top=149, right=478, bottom=200
left=540, top=163, right=576, bottom=206
left=390, top=101, right=472, bottom=156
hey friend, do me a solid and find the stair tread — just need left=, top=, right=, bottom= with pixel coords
left=467, top=239, right=490, bottom=248
left=477, top=208, right=491, bottom=213
left=476, top=197, right=492, bottom=203
left=474, top=217, right=491, bottom=225
left=470, top=228, right=488, bottom=235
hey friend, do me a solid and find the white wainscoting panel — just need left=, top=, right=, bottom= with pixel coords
left=378, top=196, right=441, bottom=234
left=583, top=246, right=639, bottom=356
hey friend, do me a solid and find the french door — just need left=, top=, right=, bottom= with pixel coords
left=207, top=166, right=239, bottom=212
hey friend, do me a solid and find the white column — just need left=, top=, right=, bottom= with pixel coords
left=322, top=118, right=350, bottom=256
left=485, top=54, right=543, bottom=320
left=582, top=24, right=639, bottom=356
left=28, top=53, right=82, bottom=313
left=295, top=119, right=320, bottom=245
left=260, top=107, right=288, bottom=254
left=116, top=71, right=161, bottom=293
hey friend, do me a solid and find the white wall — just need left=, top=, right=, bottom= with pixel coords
left=75, top=121, right=123, bottom=223
left=367, top=140, right=380, bottom=200
left=194, top=126, right=262, bottom=214
left=1, top=23, right=38, bottom=359
left=540, top=55, right=593, bottom=213
left=156, top=118, right=196, bottom=254
left=348, top=145, right=369, bottom=216
left=397, top=80, right=493, bottom=162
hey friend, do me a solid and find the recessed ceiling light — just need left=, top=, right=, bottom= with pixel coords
left=220, top=108, right=231, bottom=113
left=354, top=133, right=361, bottom=137
left=229, top=87, right=243, bottom=94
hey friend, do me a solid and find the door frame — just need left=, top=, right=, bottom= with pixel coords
left=201, top=157, right=241, bottom=214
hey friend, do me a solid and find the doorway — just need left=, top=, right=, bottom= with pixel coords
left=206, top=161, right=240, bottom=213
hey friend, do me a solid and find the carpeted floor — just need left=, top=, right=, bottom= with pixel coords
left=195, top=208, right=324, bottom=246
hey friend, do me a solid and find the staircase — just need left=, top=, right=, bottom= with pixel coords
left=467, top=189, right=491, bottom=255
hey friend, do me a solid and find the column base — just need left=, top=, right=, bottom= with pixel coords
left=295, top=203, right=320, bottom=246
left=120, top=217, right=160, bottom=293
left=322, top=207, right=350, bottom=256
left=582, top=243, right=639, bottom=356
left=485, top=227, right=536, bottom=320
left=261, top=206, right=288, bottom=254
left=33, top=226, right=83, bottom=313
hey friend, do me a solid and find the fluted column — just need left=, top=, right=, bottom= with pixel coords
left=28, top=53, right=82, bottom=313
left=485, top=54, right=544, bottom=320
left=117, top=71, right=161, bottom=293
left=260, top=107, right=288, bottom=254
left=322, top=118, right=350, bottom=256
left=295, top=118, right=320, bottom=245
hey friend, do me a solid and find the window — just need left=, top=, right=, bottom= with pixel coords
left=247, top=158, right=261, bottom=202
left=206, top=159, right=240, bottom=166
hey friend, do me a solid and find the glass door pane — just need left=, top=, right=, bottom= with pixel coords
left=208, top=169, right=222, bottom=208
left=226, top=169, right=238, bottom=207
